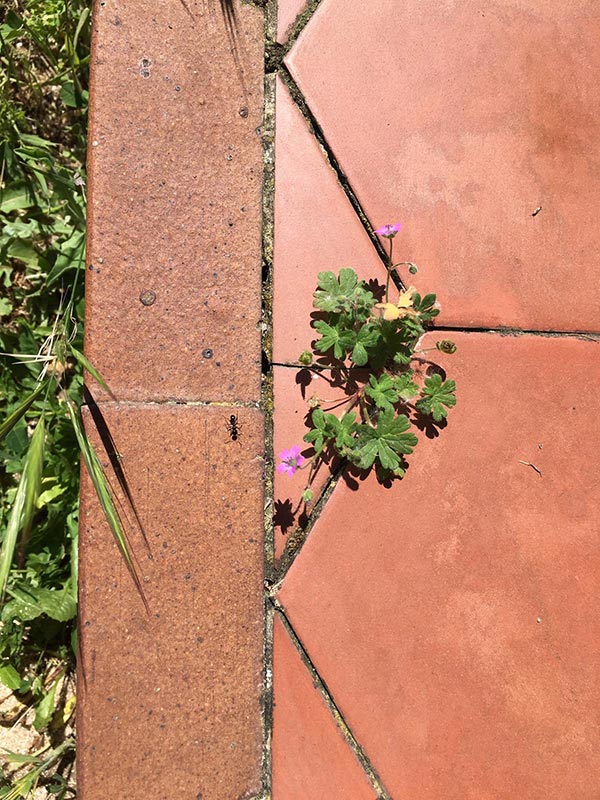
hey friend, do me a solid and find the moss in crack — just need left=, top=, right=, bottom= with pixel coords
left=260, top=40, right=276, bottom=798
left=281, top=0, right=323, bottom=50
left=264, top=0, right=278, bottom=43
left=265, top=41, right=286, bottom=73
left=260, top=601, right=275, bottom=797
left=435, top=325, right=600, bottom=340
left=261, top=71, right=276, bottom=579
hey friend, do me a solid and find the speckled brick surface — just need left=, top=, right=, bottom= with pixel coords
left=85, top=0, right=264, bottom=403
left=78, top=404, right=264, bottom=800
left=80, top=1, right=265, bottom=797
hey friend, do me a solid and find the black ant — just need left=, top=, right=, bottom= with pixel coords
left=225, top=413, right=242, bottom=442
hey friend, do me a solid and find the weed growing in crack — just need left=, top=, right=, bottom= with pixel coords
left=278, top=223, right=457, bottom=500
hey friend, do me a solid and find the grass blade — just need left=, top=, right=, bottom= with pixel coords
left=68, top=345, right=114, bottom=397
left=73, top=6, right=90, bottom=51
left=0, top=382, right=45, bottom=442
left=2, top=738, right=74, bottom=800
left=0, top=418, right=45, bottom=600
left=64, top=398, right=146, bottom=605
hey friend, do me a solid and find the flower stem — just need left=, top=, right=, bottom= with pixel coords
left=385, top=238, right=393, bottom=303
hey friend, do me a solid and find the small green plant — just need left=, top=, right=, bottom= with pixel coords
left=277, top=223, right=457, bottom=496
left=0, top=736, right=75, bottom=799
left=0, top=1, right=91, bottom=793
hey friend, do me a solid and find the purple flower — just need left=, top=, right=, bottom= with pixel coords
left=375, top=222, right=402, bottom=239
left=277, top=445, right=306, bottom=476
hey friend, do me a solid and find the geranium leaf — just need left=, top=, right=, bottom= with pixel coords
left=416, top=374, right=457, bottom=421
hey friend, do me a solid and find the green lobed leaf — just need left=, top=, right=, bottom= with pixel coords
left=413, top=291, right=440, bottom=322
left=354, top=408, right=418, bottom=471
left=416, top=374, right=457, bottom=421
left=313, top=320, right=345, bottom=359
left=303, top=427, right=325, bottom=455
left=333, top=412, right=358, bottom=451
left=350, top=324, right=380, bottom=366
left=352, top=342, right=368, bottom=366
left=393, top=372, right=419, bottom=400
left=303, top=407, right=343, bottom=455
left=313, top=268, right=358, bottom=313
left=364, top=374, right=400, bottom=410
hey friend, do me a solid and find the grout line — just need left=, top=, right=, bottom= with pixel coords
left=80, top=398, right=262, bottom=408
left=261, top=68, right=276, bottom=581
left=278, top=65, right=390, bottom=271
left=261, top=5, right=277, bottom=796
left=263, top=0, right=277, bottom=44
left=271, top=360, right=338, bottom=370
left=433, top=325, right=600, bottom=340
left=272, top=606, right=392, bottom=800
left=260, top=598, right=275, bottom=800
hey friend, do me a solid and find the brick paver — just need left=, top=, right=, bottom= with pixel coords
left=85, top=0, right=264, bottom=403
left=79, top=404, right=265, bottom=800
left=80, top=1, right=265, bottom=798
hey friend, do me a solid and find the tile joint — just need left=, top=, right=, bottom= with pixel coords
left=261, top=2, right=277, bottom=796
left=435, top=325, right=600, bottom=340
left=81, top=398, right=263, bottom=409
left=272, top=604, right=393, bottom=800
left=270, top=459, right=344, bottom=583
left=278, top=66, right=391, bottom=272
left=279, top=0, right=323, bottom=52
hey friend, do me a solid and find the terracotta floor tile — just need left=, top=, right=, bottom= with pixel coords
left=78, top=403, right=264, bottom=800
left=277, top=0, right=308, bottom=43
left=287, top=0, right=600, bottom=331
left=278, top=333, right=600, bottom=799
left=273, top=77, right=385, bottom=364
left=272, top=616, right=378, bottom=800
left=273, top=365, right=340, bottom=564
left=85, top=0, right=264, bottom=403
